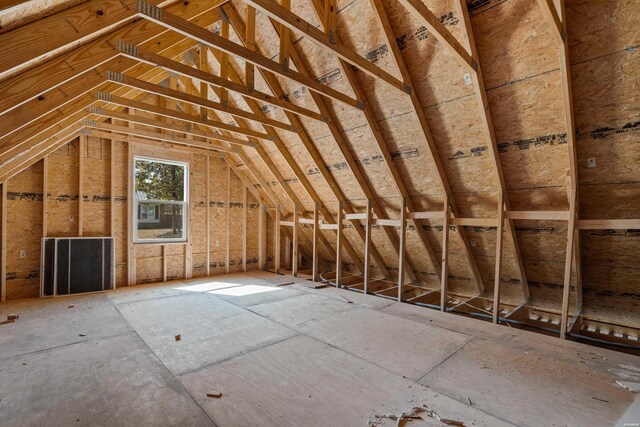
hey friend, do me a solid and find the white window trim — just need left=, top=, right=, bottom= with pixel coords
left=133, top=156, right=189, bottom=244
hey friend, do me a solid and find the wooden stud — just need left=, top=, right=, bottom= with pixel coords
left=206, top=155, right=211, bottom=276
left=242, top=185, right=247, bottom=272
left=42, top=157, right=48, bottom=237
left=324, top=0, right=337, bottom=44
left=162, top=245, right=167, bottom=282
left=279, top=0, right=291, bottom=68
left=440, top=197, right=451, bottom=311
left=258, top=204, right=266, bottom=270
left=398, top=197, right=407, bottom=302
left=219, top=11, right=230, bottom=105
left=110, top=133, right=116, bottom=237
left=78, top=134, right=85, bottom=236
left=127, top=138, right=135, bottom=286
left=560, top=189, right=577, bottom=339
left=336, top=201, right=343, bottom=288
left=292, top=206, right=299, bottom=277
left=312, top=204, right=319, bottom=282
left=245, top=6, right=256, bottom=90
left=274, top=205, right=281, bottom=274
left=493, top=193, right=505, bottom=324
left=363, top=199, right=372, bottom=294
left=225, top=163, right=231, bottom=274
left=1, top=182, right=7, bottom=302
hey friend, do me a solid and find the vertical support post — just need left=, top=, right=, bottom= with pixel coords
left=225, top=162, right=230, bottom=274
left=279, top=0, right=291, bottom=68
left=199, top=43, right=209, bottom=120
left=206, top=155, right=211, bottom=276
left=335, top=201, right=343, bottom=288
left=440, top=196, right=450, bottom=311
left=1, top=182, right=7, bottom=302
left=242, top=185, right=247, bottom=272
left=258, top=204, right=265, bottom=270
left=312, top=204, right=319, bottom=282
left=292, top=205, right=299, bottom=276
left=274, top=205, right=281, bottom=274
left=245, top=6, right=256, bottom=90
left=398, top=197, right=407, bottom=302
left=162, top=245, right=167, bottom=282
left=42, top=157, right=48, bottom=237
left=110, top=136, right=115, bottom=237
left=561, top=187, right=577, bottom=339
left=284, top=237, right=291, bottom=269
left=78, top=134, right=85, bottom=236
left=219, top=12, right=229, bottom=105
left=493, top=192, right=505, bottom=323
left=324, top=0, right=337, bottom=43
left=363, top=199, right=372, bottom=294
left=127, top=140, right=135, bottom=285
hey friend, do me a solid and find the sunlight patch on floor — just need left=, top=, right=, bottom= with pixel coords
left=209, top=285, right=282, bottom=296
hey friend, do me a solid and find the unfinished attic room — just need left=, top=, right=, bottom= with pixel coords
left=1, top=0, right=640, bottom=425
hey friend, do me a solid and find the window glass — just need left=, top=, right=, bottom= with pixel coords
left=134, top=158, right=188, bottom=242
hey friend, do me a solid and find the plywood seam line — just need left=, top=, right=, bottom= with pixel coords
left=368, top=0, right=483, bottom=291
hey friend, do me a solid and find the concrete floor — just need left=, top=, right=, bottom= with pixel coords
left=0, top=271, right=638, bottom=426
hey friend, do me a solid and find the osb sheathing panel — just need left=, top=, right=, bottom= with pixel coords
left=47, top=141, right=80, bottom=236
left=567, top=0, right=639, bottom=322
left=82, top=137, right=110, bottom=236
left=191, top=154, right=208, bottom=277
left=6, top=161, right=43, bottom=299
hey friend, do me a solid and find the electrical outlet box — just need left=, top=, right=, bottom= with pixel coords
left=587, top=158, right=596, bottom=168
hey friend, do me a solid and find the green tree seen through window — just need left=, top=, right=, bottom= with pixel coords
left=135, top=159, right=185, bottom=201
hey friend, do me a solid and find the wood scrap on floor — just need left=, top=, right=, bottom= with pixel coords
left=206, top=391, right=222, bottom=398
left=175, top=335, right=181, bottom=341
left=370, top=404, right=466, bottom=426
left=617, top=381, right=640, bottom=393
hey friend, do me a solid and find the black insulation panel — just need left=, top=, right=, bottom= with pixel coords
left=41, top=238, right=114, bottom=297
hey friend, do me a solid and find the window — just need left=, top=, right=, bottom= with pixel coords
left=134, top=157, right=188, bottom=243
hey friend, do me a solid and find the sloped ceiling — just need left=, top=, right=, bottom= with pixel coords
left=0, top=0, right=638, bottom=331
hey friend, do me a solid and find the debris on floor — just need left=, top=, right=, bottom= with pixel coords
left=68, top=305, right=74, bottom=309
left=79, top=333, right=86, bottom=337
left=616, top=381, right=640, bottom=393
left=175, top=334, right=181, bottom=341
left=206, top=391, right=223, bottom=398
left=338, top=295, right=353, bottom=304
left=370, top=404, right=466, bottom=426
left=6, top=313, right=19, bottom=323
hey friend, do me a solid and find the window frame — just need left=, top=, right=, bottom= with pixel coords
left=133, top=156, right=189, bottom=244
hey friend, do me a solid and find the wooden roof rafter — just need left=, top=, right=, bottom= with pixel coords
left=303, top=0, right=436, bottom=283
left=241, top=0, right=411, bottom=94
left=535, top=0, right=582, bottom=339
left=133, top=0, right=364, bottom=110
left=0, top=0, right=226, bottom=117
left=176, top=71, right=329, bottom=263
left=115, top=41, right=328, bottom=123
left=223, top=3, right=393, bottom=278
left=368, top=0, right=485, bottom=292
